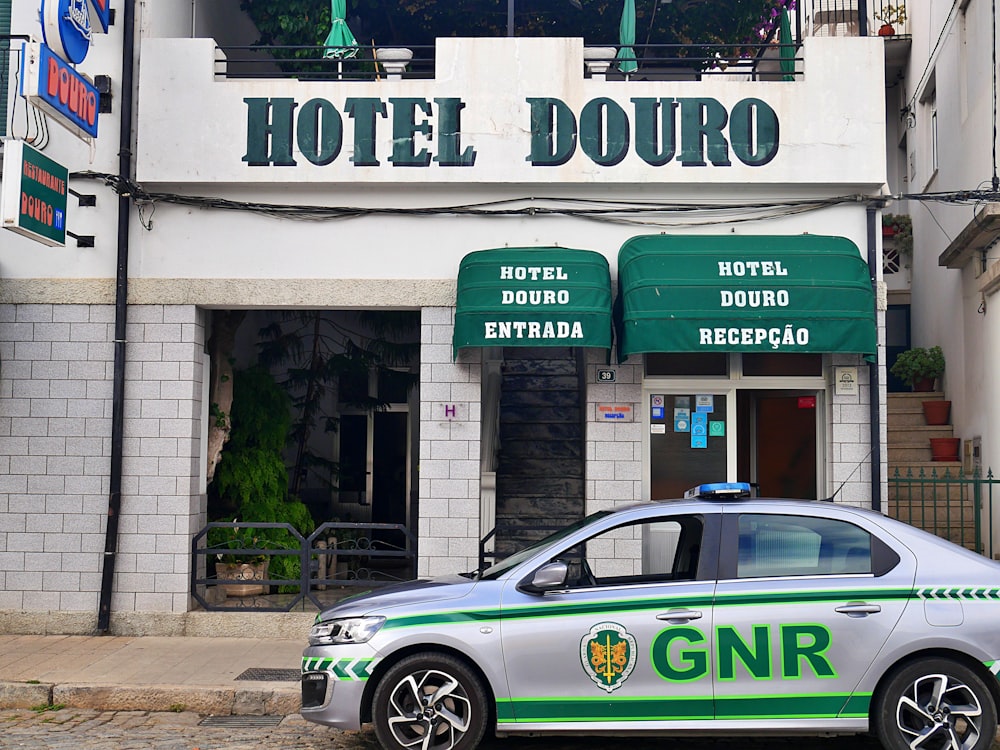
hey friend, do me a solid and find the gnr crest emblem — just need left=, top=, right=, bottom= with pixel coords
left=580, top=622, right=637, bottom=693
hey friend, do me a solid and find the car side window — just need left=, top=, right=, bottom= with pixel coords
left=737, top=514, right=872, bottom=578
left=558, top=515, right=705, bottom=588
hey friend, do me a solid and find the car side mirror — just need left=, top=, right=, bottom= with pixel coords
left=519, top=561, right=568, bottom=595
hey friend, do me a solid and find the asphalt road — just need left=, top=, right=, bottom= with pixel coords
left=0, top=708, right=958, bottom=750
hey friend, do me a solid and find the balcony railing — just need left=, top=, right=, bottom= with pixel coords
left=808, top=0, right=909, bottom=38
left=215, top=41, right=803, bottom=82
left=213, top=2, right=905, bottom=83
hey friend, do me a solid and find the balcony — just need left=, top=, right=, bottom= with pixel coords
left=210, top=1, right=907, bottom=84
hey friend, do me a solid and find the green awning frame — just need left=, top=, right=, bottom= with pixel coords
left=454, top=247, right=613, bottom=357
left=615, top=235, right=877, bottom=361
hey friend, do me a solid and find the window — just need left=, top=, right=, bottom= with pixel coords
left=559, top=514, right=705, bottom=588
left=646, top=353, right=727, bottom=376
left=736, top=514, right=871, bottom=578
left=919, top=72, right=938, bottom=183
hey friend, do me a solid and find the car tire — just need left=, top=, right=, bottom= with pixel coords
left=372, top=652, right=488, bottom=750
left=875, top=657, right=998, bottom=750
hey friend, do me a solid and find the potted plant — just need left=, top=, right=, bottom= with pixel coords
left=874, top=4, right=906, bottom=35
left=212, top=521, right=270, bottom=597
left=209, top=366, right=316, bottom=596
left=882, top=213, right=912, bottom=258
left=889, top=346, right=945, bottom=392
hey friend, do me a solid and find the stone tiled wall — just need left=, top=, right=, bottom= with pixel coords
left=418, top=307, right=482, bottom=576
left=0, top=304, right=205, bottom=615
left=584, top=349, right=643, bottom=512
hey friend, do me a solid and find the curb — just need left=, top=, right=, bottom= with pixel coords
left=0, top=681, right=300, bottom=715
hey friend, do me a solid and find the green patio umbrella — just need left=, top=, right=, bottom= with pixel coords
left=323, top=0, right=358, bottom=60
left=616, top=0, right=637, bottom=74
left=779, top=8, right=794, bottom=81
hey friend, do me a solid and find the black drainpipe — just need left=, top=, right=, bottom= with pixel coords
left=98, top=0, right=136, bottom=634
left=866, top=205, right=882, bottom=512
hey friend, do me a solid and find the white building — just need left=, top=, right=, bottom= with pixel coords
left=884, top=0, right=1000, bottom=557
left=0, top=0, right=895, bottom=632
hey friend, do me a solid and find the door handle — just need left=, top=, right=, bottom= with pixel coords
left=656, top=609, right=703, bottom=622
left=835, top=603, right=882, bottom=617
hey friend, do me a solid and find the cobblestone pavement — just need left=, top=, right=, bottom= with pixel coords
left=1, top=709, right=998, bottom=750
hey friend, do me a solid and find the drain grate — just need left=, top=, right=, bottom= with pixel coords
left=235, top=667, right=301, bottom=682
left=199, top=715, right=285, bottom=728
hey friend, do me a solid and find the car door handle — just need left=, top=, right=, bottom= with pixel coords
left=656, top=609, right=703, bottom=622
left=835, top=603, right=882, bottom=616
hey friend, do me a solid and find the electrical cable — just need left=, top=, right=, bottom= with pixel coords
left=68, top=169, right=1000, bottom=228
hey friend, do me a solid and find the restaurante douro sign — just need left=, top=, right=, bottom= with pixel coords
left=243, top=96, right=779, bottom=168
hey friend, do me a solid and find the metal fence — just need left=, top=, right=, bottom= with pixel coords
left=215, top=41, right=803, bottom=82
left=808, top=0, right=909, bottom=37
left=888, top=467, right=997, bottom=558
left=191, top=521, right=415, bottom=612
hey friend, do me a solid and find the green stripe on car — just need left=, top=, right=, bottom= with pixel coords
left=301, top=656, right=376, bottom=680
left=383, top=588, right=918, bottom=631
left=496, top=693, right=870, bottom=723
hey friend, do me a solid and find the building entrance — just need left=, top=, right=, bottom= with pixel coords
left=737, top=391, right=818, bottom=499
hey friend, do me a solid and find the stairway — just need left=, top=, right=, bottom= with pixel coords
left=887, top=391, right=975, bottom=548
left=493, top=347, right=586, bottom=558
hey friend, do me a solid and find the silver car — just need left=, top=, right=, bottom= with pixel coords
left=301, top=483, right=1000, bottom=750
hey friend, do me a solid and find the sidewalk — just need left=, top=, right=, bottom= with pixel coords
left=0, top=631, right=306, bottom=716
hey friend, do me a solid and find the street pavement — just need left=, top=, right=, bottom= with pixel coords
left=0, top=709, right=891, bottom=750
left=0, top=633, right=998, bottom=749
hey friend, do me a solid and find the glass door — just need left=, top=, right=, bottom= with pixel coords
left=648, top=390, right=734, bottom=499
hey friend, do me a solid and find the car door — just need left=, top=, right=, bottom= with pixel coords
left=497, top=509, right=721, bottom=729
left=712, top=506, right=916, bottom=725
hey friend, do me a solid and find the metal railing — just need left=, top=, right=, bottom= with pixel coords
left=808, top=0, right=910, bottom=38
left=213, top=40, right=803, bottom=82
left=888, top=467, right=997, bottom=558
left=191, top=521, right=415, bottom=612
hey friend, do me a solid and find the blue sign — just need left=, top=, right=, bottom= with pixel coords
left=23, top=42, right=100, bottom=139
left=42, top=0, right=92, bottom=64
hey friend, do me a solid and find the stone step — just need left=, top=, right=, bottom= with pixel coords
left=888, top=460, right=965, bottom=476
left=887, top=391, right=946, bottom=405
left=887, top=424, right=956, bottom=441
left=888, top=445, right=963, bottom=462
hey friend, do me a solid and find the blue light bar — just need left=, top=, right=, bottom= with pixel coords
left=684, top=482, right=752, bottom=500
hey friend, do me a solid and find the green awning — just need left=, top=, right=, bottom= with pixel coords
left=454, top=247, right=613, bottom=357
left=615, top=235, right=876, bottom=361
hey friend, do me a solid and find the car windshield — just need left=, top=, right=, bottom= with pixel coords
left=478, top=511, right=612, bottom=580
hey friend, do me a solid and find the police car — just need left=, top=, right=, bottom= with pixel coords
left=301, top=483, right=1000, bottom=750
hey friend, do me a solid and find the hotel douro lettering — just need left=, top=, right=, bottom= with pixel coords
left=244, top=96, right=779, bottom=169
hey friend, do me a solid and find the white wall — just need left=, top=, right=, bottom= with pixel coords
left=905, top=0, right=1000, bottom=482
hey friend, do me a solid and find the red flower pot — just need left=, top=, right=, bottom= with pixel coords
left=921, top=400, right=951, bottom=425
left=878, top=23, right=895, bottom=36
left=929, top=437, right=960, bottom=462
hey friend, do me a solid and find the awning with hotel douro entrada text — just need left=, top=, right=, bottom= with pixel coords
left=615, top=235, right=876, bottom=361
left=454, top=247, right=613, bottom=357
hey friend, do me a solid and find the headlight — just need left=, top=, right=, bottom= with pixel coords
left=309, top=616, right=385, bottom=646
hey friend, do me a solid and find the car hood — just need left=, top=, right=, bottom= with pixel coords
left=316, top=575, right=477, bottom=619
